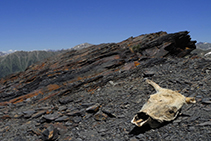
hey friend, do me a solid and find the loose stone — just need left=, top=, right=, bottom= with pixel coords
left=31, top=110, right=46, bottom=118
left=102, top=109, right=116, bottom=118
left=73, top=116, right=82, bottom=123
left=86, top=103, right=100, bottom=113
left=42, top=125, right=59, bottom=141
left=43, top=112, right=61, bottom=121
left=201, top=98, right=211, bottom=104
left=198, top=121, right=211, bottom=126
left=66, top=110, right=84, bottom=116
left=22, top=109, right=36, bottom=118
left=58, top=106, right=67, bottom=111
left=55, top=115, right=69, bottom=122
left=94, top=111, right=108, bottom=121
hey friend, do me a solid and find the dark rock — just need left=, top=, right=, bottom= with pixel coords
left=12, top=136, right=27, bottom=141
left=66, top=106, right=77, bottom=112
left=58, top=106, right=67, bottom=111
left=86, top=103, right=100, bottom=113
left=203, top=107, right=211, bottom=111
left=42, top=125, right=59, bottom=141
left=75, top=97, right=83, bottom=103
left=0, top=126, right=10, bottom=133
left=102, top=109, right=116, bottom=118
left=31, top=110, right=46, bottom=118
left=55, top=115, right=69, bottom=122
left=201, top=98, right=211, bottom=104
left=94, top=111, right=108, bottom=121
left=43, top=112, right=61, bottom=121
left=14, top=113, right=23, bottom=118
left=173, top=119, right=182, bottom=124
left=81, top=103, right=95, bottom=107
left=117, top=114, right=125, bottom=118
left=73, top=116, right=82, bottom=123
left=113, top=138, right=123, bottom=141
left=97, top=128, right=108, bottom=133
left=189, top=114, right=200, bottom=122
left=22, top=109, right=36, bottom=118
left=131, top=31, right=196, bottom=58
left=133, top=95, right=143, bottom=104
left=130, top=137, right=139, bottom=141
left=65, top=121, right=73, bottom=126
left=14, top=102, right=25, bottom=108
left=75, top=138, right=83, bottom=141
left=66, top=110, right=84, bottom=116
left=1, top=114, right=11, bottom=119
left=52, top=122, right=68, bottom=135
left=36, top=106, right=52, bottom=110
left=188, top=126, right=195, bottom=131
left=136, top=134, right=146, bottom=140
left=0, top=106, right=6, bottom=109
left=59, top=97, right=73, bottom=104
left=198, top=121, right=211, bottom=126
left=29, top=128, right=42, bottom=136
left=143, top=70, right=155, bottom=77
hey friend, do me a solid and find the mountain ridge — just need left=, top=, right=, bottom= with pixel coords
left=0, top=43, right=93, bottom=78
left=0, top=50, right=64, bottom=78
left=0, top=51, right=6, bottom=56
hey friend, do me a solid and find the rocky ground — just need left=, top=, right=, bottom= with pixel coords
left=0, top=31, right=211, bottom=141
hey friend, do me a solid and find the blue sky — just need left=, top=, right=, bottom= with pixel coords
left=0, top=0, right=211, bottom=52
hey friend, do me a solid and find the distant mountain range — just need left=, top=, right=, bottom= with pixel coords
left=196, top=42, right=211, bottom=50
left=72, top=43, right=93, bottom=50
left=0, top=52, right=6, bottom=56
left=0, top=50, right=64, bottom=78
left=0, top=43, right=93, bottom=78
left=192, top=42, right=211, bottom=58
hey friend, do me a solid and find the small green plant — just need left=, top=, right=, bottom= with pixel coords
left=131, top=44, right=141, bottom=52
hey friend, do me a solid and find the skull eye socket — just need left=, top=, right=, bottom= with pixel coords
left=168, top=106, right=177, bottom=114
left=169, top=110, right=174, bottom=114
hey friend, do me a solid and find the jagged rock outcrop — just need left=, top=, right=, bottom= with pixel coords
left=120, top=31, right=196, bottom=58
left=0, top=31, right=210, bottom=141
left=0, top=31, right=196, bottom=104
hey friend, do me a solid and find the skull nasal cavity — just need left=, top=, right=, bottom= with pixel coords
left=137, top=112, right=149, bottom=120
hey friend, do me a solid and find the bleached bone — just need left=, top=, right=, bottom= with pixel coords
left=131, top=79, right=196, bottom=128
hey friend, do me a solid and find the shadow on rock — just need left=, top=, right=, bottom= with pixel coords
left=129, top=122, right=170, bottom=136
left=129, top=113, right=192, bottom=136
left=129, top=124, right=151, bottom=135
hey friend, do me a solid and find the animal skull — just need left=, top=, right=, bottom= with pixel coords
left=131, top=79, right=196, bottom=128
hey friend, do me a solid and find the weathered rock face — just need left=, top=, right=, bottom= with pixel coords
left=0, top=31, right=210, bottom=141
left=0, top=31, right=196, bottom=104
left=119, top=31, right=196, bottom=58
